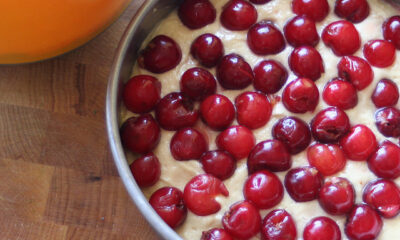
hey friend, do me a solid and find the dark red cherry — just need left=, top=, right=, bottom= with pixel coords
left=191, top=33, right=224, bottom=68
left=216, top=125, right=256, bottom=160
left=303, top=217, right=341, bottom=240
left=235, top=91, right=272, bottom=129
left=272, top=117, right=311, bottom=154
left=340, top=124, right=378, bottom=161
left=261, top=209, right=297, bottom=240
left=289, top=46, right=324, bottom=81
left=363, top=179, right=400, bottom=218
left=155, top=92, right=198, bottom=131
left=120, top=114, right=161, bottom=154
left=149, top=187, right=187, bottom=228
left=201, top=228, right=233, bottom=240
left=383, top=16, right=400, bottom=49
left=307, top=144, right=346, bottom=176
left=220, top=0, right=257, bottom=31
left=138, top=35, right=182, bottom=73
left=292, top=0, right=329, bottom=22
left=372, top=79, right=399, bottom=108
left=375, top=107, right=400, bottom=137
left=217, top=53, right=254, bottom=89
left=284, top=166, right=323, bottom=202
left=334, top=0, right=370, bottom=23
left=130, top=153, right=161, bottom=187
left=363, top=40, right=396, bottom=68
left=368, top=140, right=400, bottom=180
left=200, top=94, right=235, bottom=130
left=338, top=56, right=374, bottom=91
left=200, top=150, right=236, bottom=180
left=178, top=0, right=216, bottom=29
left=282, top=78, right=319, bottom=113
left=311, top=107, right=350, bottom=143
left=247, top=21, right=286, bottom=55
left=253, top=60, right=288, bottom=94
left=284, top=15, right=319, bottom=47
left=170, top=127, right=208, bottom=161
left=323, top=78, right=358, bottom=110
left=318, top=177, right=355, bottom=215
left=180, top=67, right=216, bottom=101
left=322, top=20, right=361, bottom=56
left=250, top=0, right=271, bottom=4
left=345, top=204, right=383, bottom=240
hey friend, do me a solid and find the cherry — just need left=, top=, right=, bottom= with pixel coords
left=323, top=78, right=358, bottom=110
left=178, top=0, right=216, bottom=29
left=345, top=204, right=383, bottom=240
left=122, top=75, right=161, bottom=114
left=180, top=67, right=217, bottom=101
left=217, top=53, right=254, bottom=89
left=138, top=35, right=182, bottom=73
left=292, top=0, right=329, bottom=22
left=200, top=94, right=235, bottom=130
left=183, top=174, right=229, bottom=216
left=334, top=0, right=370, bottom=23
left=375, top=107, right=400, bottom=137
left=130, top=153, right=161, bottom=187
left=318, top=177, right=355, bottom=215
left=155, top=92, right=198, bottom=131
left=216, top=125, right=256, bottom=160
left=383, top=16, right=400, bottom=49
left=282, top=78, right=319, bottom=113
left=272, top=116, right=311, bottom=154
left=363, top=40, right=396, bottom=68
left=363, top=179, right=400, bottom=218
left=311, top=107, right=350, bottom=143
left=307, top=144, right=346, bottom=176
left=170, top=127, right=208, bottom=161
left=191, top=33, right=224, bottom=68
left=368, top=140, right=400, bottom=179
left=244, top=170, right=284, bottom=209
left=120, top=114, right=160, bottom=154
left=222, top=200, right=261, bottom=239
left=250, top=0, right=271, bottom=4
left=303, top=217, right=341, bottom=240
left=235, top=91, right=272, bottom=129
left=372, top=79, right=399, bottom=108
left=247, top=21, right=286, bottom=55
left=200, top=150, right=236, bottom=180
left=201, top=228, right=233, bottom=240
left=220, top=0, right=257, bottom=31
left=289, top=46, right=324, bottom=81
left=253, top=60, right=288, bottom=94
left=284, top=15, right=319, bottom=47
left=337, top=56, right=374, bottom=91
left=340, top=124, right=378, bottom=161
left=322, top=20, right=361, bottom=56
left=284, top=166, right=323, bottom=202
left=149, top=187, right=187, bottom=229
left=261, top=209, right=297, bottom=240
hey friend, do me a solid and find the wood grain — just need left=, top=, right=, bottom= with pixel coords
left=0, top=1, right=160, bottom=239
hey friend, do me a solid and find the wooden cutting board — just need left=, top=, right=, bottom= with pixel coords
left=0, top=1, right=160, bottom=239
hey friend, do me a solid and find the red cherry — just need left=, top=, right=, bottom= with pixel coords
left=178, top=0, right=216, bottom=29
left=383, top=16, right=400, bottom=49
left=183, top=174, right=229, bottom=216
left=368, top=140, right=400, bottom=179
left=311, top=107, right=350, bottom=143
left=318, top=177, right=355, bottom=215
left=334, top=0, right=370, bottom=23
left=345, top=204, right=383, bottom=240
left=363, top=179, right=400, bottom=218
left=284, top=166, right=323, bottom=202
left=363, top=40, right=396, bottom=68
left=307, top=144, right=346, bottom=176
left=253, top=60, right=288, bottom=94
left=247, top=21, right=286, bottom=55
left=180, top=67, right=217, bottom=101
left=220, top=0, right=257, bottom=31
left=130, top=153, right=161, bottom=187
left=222, top=200, right=261, bottom=239
left=250, top=0, right=271, bottom=4
left=138, top=35, right=182, bottom=73
left=217, top=53, right=254, bottom=90
left=247, top=140, right=291, bottom=173
left=284, top=15, right=319, bottom=47
left=191, top=33, right=224, bottom=68
left=235, top=91, right=272, bottom=129
left=261, top=209, right=297, bottom=240
left=216, top=125, right=256, bottom=159
left=272, top=116, right=311, bottom=154
left=289, top=46, right=324, bottom=81
left=170, top=127, right=208, bottom=161
left=201, top=228, right=233, bottom=240
left=340, top=124, right=378, bottom=161
left=372, top=79, right=399, bottom=108
left=282, top=78, right=319, bottom=113
left=323, top=78, right=358, bottom=110
left=322, top=20, right=361, bottom=56
left=149, top=187, right=187, bottom=228
left=303, top=217, right=341, bottom=240
left=200, top=150, right=236, bottom=180
left=292, top=0, right=329, bottom=22
left=122, top=75, right=161, bottom=114
left=155, top=92, right=198, bottom=131
left=200, top=94, right=235, bottom=130
left=337, top=56, right=374, bottom=91
left=375, top=107, right=400, bottom=137
left=120, top=114, right=160, bottom=154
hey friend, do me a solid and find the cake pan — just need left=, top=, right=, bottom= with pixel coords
left=106, top=0, right=183, bottom=239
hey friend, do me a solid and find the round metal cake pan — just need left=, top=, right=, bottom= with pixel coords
left=106, top=1, right=183, bottom=239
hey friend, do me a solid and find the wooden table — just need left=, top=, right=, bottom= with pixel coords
left=0, top=1, right=160, bottom=239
